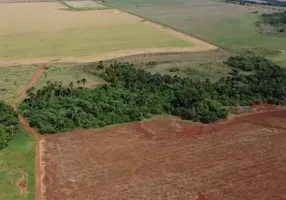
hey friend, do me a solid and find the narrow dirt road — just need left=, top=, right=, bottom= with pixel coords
left=12, top=63, right=48, bottom=200
left=19, top=116, right=43, bottom=200
left=12, top=63, right=48, bottom=108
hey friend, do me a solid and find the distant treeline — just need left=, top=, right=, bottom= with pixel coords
left=259, top=11, right=286, bottom=32
left=19, top=56, right=286, bottom=134
left=226, top=0, right=286, bottom=7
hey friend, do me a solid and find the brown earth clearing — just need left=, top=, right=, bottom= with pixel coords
left=18, top=177, right=27, bottom=195
left=42, top=108, right=286, bottom=200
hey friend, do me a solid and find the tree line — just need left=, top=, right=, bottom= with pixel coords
left=0, top=101, right=20, bottom=149
left=19, top=56, right=286, bottom=134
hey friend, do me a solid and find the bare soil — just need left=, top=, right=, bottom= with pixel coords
left=18, top=177, right=27, bottom=195
left=19, top=116, right=43, bottom=200
left=42, top=108, right=286, bottom=200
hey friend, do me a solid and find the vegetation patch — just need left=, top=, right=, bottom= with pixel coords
left=0, top=101, right=35, bottom=200
left=0, top=102, right=21, bottom=149
left=34, top=64, right=104, bottom=89
left=142, top=61, right=232, bottom=82
left=20, top=57, right=286, bottom=134
left=62, top=0, right=107, bottom=11
left=0, top=130, right=35, bottom=200
left=103, top=0, right=286, bottom=67
left=243, top=47, right=282, bottom=57
left=257, top=11, right=286, bottom=34
left=0, top=65, right=38, bottom=103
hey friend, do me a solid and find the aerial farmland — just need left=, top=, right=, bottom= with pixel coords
left=0, top=0, right=286, bottom=200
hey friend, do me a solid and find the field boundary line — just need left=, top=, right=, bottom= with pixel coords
left=107, top=7, right=228, bottom=51
left=0, top=48, right=218, bottom=67
left=51, top=107, right=285, bottom=136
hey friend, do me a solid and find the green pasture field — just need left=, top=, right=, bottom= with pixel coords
left=105, top=0, right=286, bottom=67
left=34, top=64, right=104, bottom=89
left=0, top=131, right=35, bottom=200
left=143, top=61, right=232, bottom=82
left=1, top=23, right=192, bottom=60
left=0, top=65, right=38, bottom=103
left=34, top=49, right=231, bottom=88
left=211, top=14, right=286, bottom=66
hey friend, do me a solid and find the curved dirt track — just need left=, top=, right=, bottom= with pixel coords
left=0, top=47, right=218, bottom=68
left=12, top=63, right=48, bottom=200
left=12, top=63, right=48, bottom=108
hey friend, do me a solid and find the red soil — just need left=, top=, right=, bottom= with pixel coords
left=42, top=108, right=286, bottom=200
left=18, top=178, right=27, bottom=194
left=19, top=114, right=42, bottom=200
left=197, top=193, right=208, bottom=200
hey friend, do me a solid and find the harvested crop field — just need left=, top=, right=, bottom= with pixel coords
left=42, top=109, right=286, bottom=200
left=0, top=2, right=215, bottom=66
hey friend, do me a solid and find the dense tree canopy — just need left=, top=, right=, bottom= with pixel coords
left=0, top=101, right=19, bottom=149
left=20, top=57, right=286, bottom=134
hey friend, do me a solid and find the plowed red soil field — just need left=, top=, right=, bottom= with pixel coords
left=42, top=109, right=286, bottom=200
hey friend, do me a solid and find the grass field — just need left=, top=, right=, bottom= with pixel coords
left=34, top=64, right=104, bottom=89
left=33, top=61, right=230, bottom=88
left=209, top=14, right=286, bottom=66
left=33, top=49, right=231, bottom=87
left=0, top=2, right=199, bottom=62
left=1, top=24, right=192, bottom=59
left=0, top=131, right=35, bottom=200
left=143, top=61, right=231, bottom=82
left=105, top=0, right=286, bottom=67
left=0, top=65, right=38, bottom=103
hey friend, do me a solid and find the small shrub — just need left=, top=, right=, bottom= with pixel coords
left=169, top=67, right=179, bottom=72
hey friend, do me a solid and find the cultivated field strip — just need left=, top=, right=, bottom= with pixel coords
left=42, top=110, right=286, bottom=200
left=0, top=2, right=217, bottom=67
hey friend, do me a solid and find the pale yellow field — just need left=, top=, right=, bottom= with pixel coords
left=0, top=3, right=139, bottom=35
left=0, top=2, right=216, bottom=66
